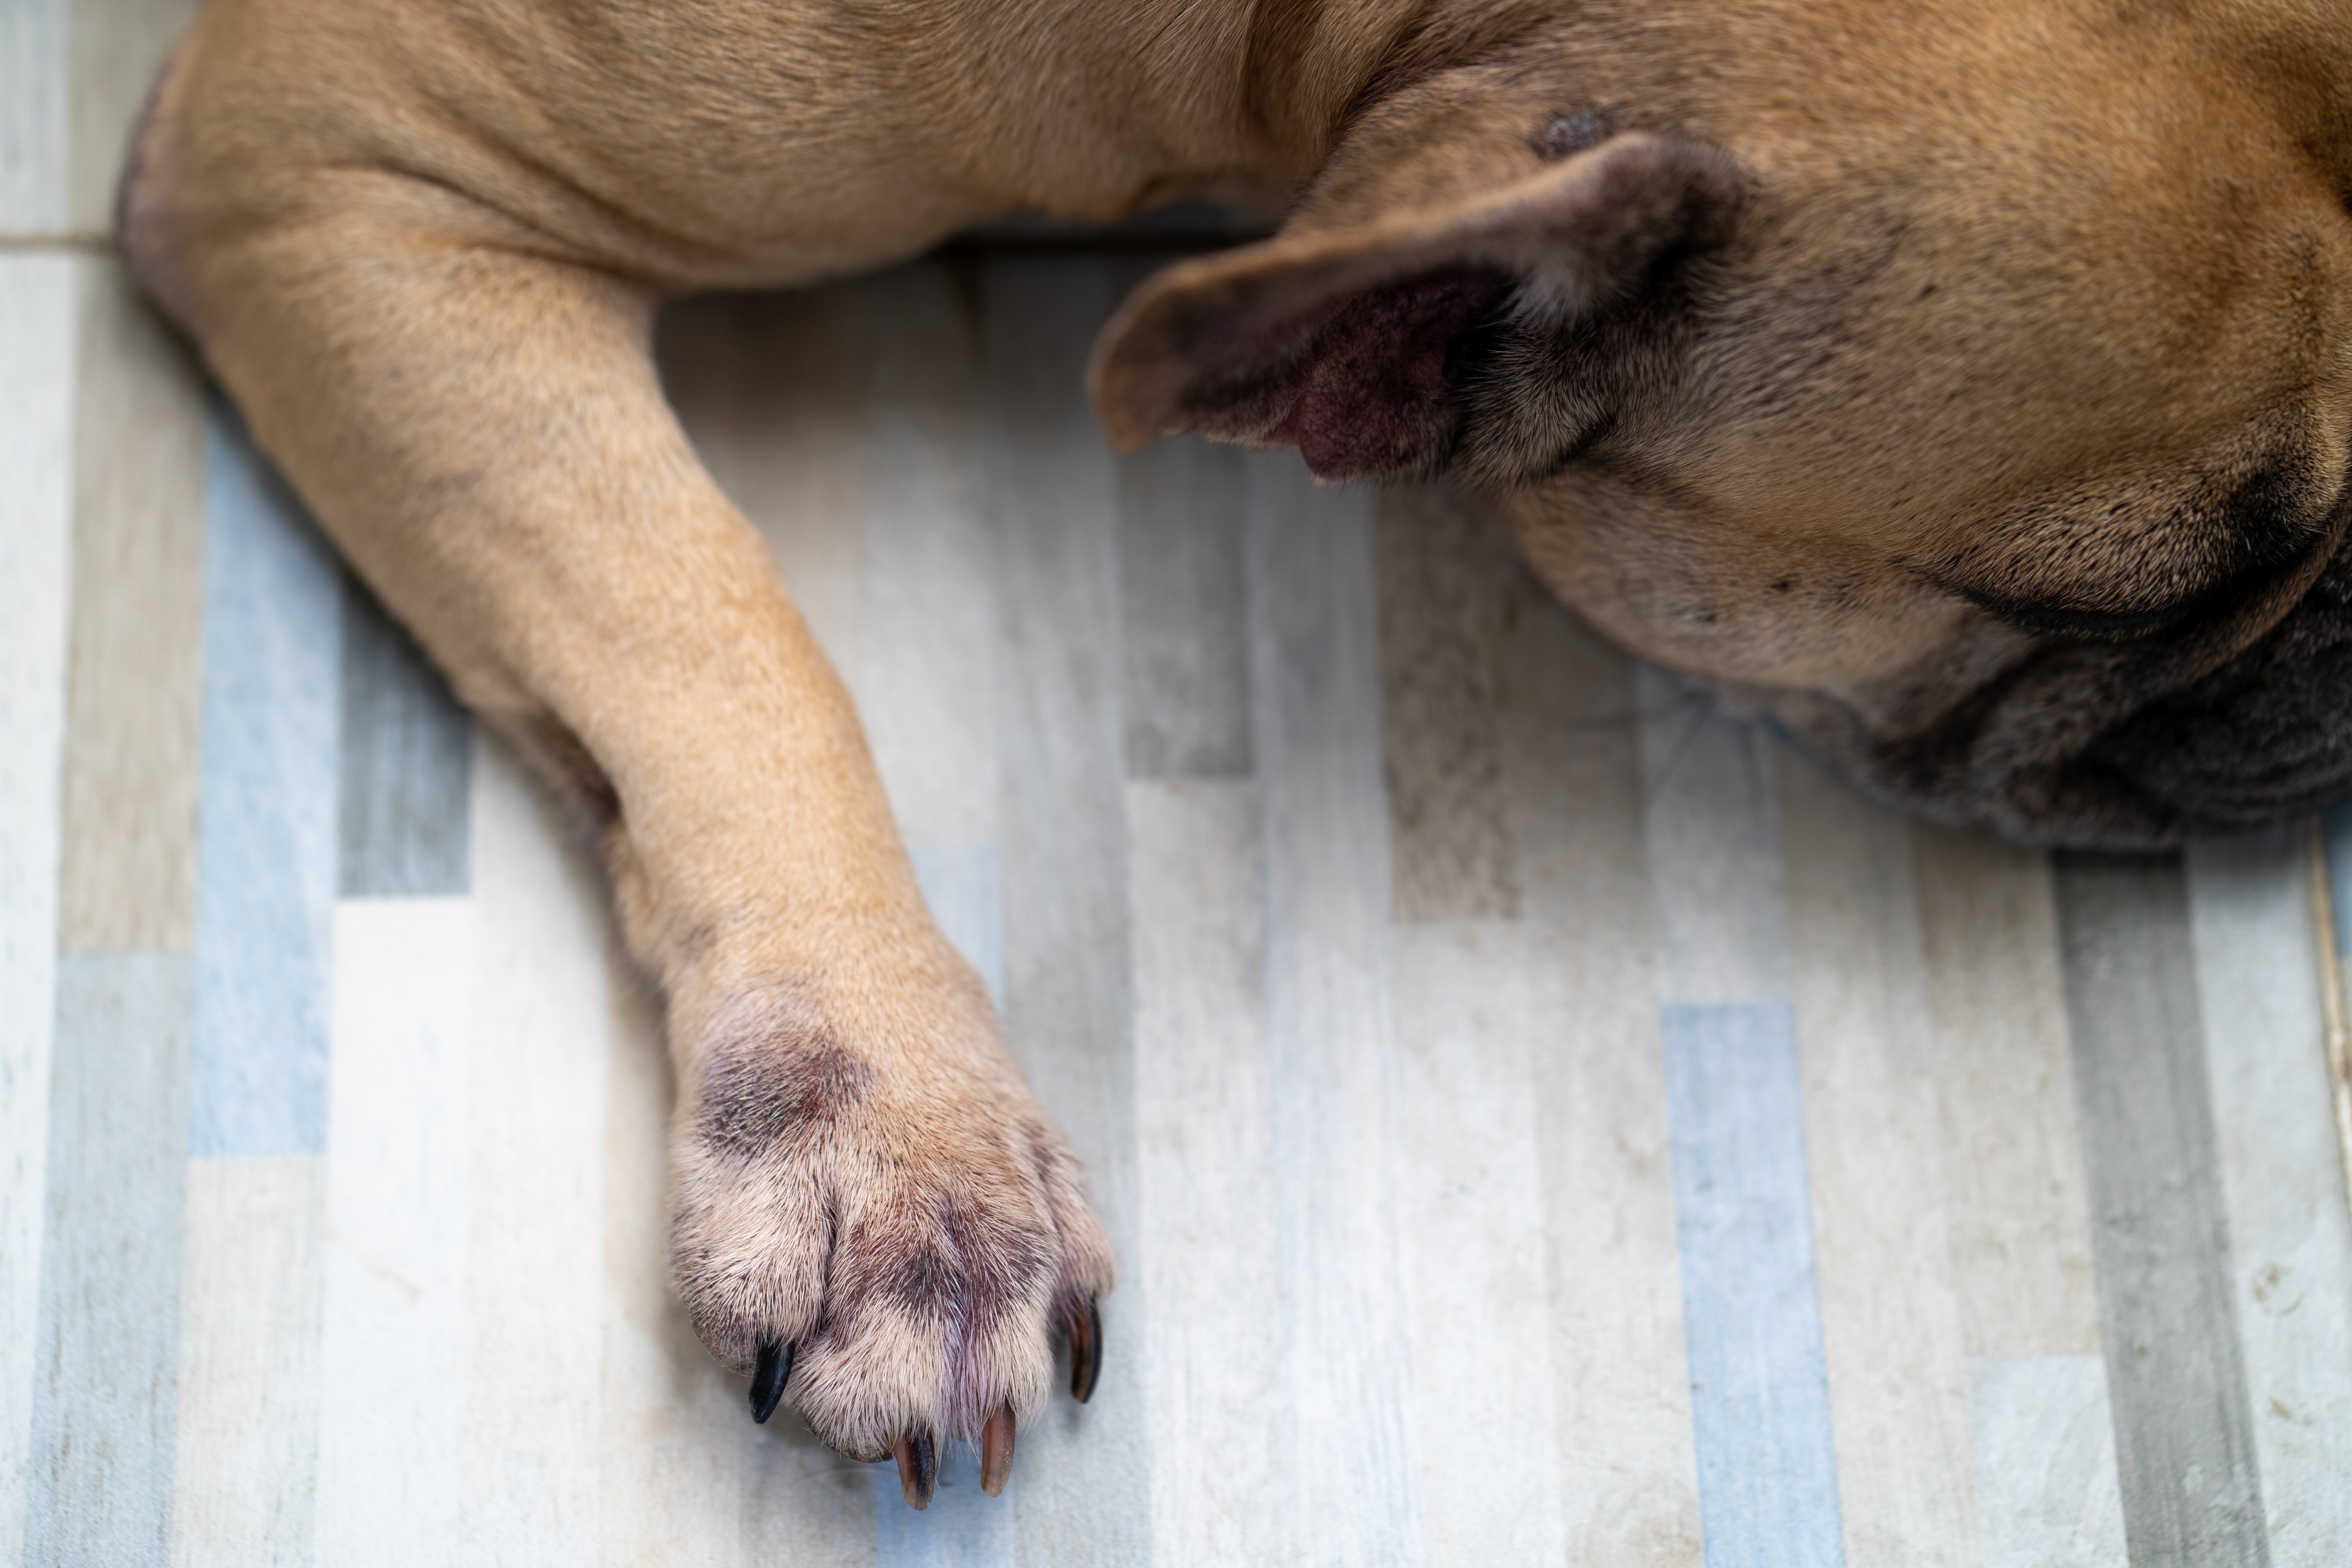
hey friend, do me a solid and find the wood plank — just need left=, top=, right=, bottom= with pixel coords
left=338, top=574, right=471, bottom=898
left=168, top=1156, right=325, bottom=1568
left=1499, top=587, right=1702, bottom=1564
left=1776, top=753, right=1979, bottom=1568
left=458, top=741, right=610, bottom=1561
left=600, top=898, right=880, bottom=1568
left=1242, top=447, right=1429, bottom=1563
left=2187, top=828, right=2352, bottom=1568
left=1637, top=680, right=1844, bottom=1568
left=1909, top=827, right=2102, bottom=1359
left=2052, top=852, right=2269, bottom=1568
left=1125, top=778, right=1285, bottom=1564
left=657, top=289, right=869, bottom=671
left=0, top=0, right=66, bottom=229
left=67, top=0, right=201, bottom=234
left=1966, top=1356, right=2129, bottom=1568
left=1119, top=435, right=1251, bottom=781
left=0, top=252, right=75, bottom=1568
left=1658, top=999, right=1846, bottom=1568
left=58, top=260, right=205, bottom=952
left=853, top=264, right=996, bottom=850
left=313, top=897, right=475, bottom=1568
left=848, top=368, right=1023, bottom=1536
left=1392, top=920, right=1570, bottom=1561
left=853, top=264, right=1007, bottom=1030
left=980, top=253, right=1150, bottom=1561
left=1907, top=827, right=2128, bottom=1560
left=874, top=1443, right=1016, bottom=1566
left=189, top=400, right=342, bottom=1158
left=1376, top=482, right=1519, bottom=922
left=24, top=952, right=191, bottom=1568
left=1636, top=668, right=1790, bottom=1004
left=1375, top=486, right=1561, bottom=1553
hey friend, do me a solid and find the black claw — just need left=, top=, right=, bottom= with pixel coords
left=1066, top=1297, right=1103, bottom=1404
left=894, top=1428, right=938, bottom=1510
left=749, top=1339, right=793, bottom=1425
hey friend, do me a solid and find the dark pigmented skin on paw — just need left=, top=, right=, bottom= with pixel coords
left=835, top=1187, right=1059, bottom=1329
left=696, top=1024, right=875, bottom=1160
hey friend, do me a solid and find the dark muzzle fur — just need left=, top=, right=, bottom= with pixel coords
left=1755, top=524, right=2352, bottom=849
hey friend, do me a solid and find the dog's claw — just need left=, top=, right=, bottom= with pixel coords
left=980, top=1403, right=1017, bottom=1497
left=749, top=1339, right=793, bottom=1425
left=893, top=1428, right=938, bottom=1509
left=1065, top=1297, right=1102, bottom=1404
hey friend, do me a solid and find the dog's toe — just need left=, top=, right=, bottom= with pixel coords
left=667, top=988, right=1113, bottom=1494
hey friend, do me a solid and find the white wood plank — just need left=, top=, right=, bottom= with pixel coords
left=854, top=265, right=996, bottom=855
left=458, top=741, right=610, bottom=1563
left=660, top=291, right=869, bottom=673
left=169, top=1156, right=326, bottom=1568
left=1243, top=448, right=1427, bottom=1564
left=0, top=251, right=75, bottom=1568
left=981, top=256, right=1150, bottom=1561
left=0, top=0, right=66, bottom=230
left=1908, top=829, right=2102, bottom=1360
left=854, top=265, right=1007, bottom=1037
left=1498, top=604, right=1702, bottom=1565
left=2187, top=828, right=2352, bottom=1568
left=593, top=931, right=739, bottom=1568
left=1966, top=1356, right=2129, bottom=1568
left=313, top=897, right=475, bottom=1568
left=1117, top=436, right=1250, bottom=781
left=58, top=260, right=206, bottom=952
left=1776, top=753, right=1980, bottom=1568
left=67, top=0, right=202, bottom=234
left=1374, top=478, right=1564, bottom=1551
left=1127, top=777, right=1284, bottom=1565
left=1392, top=919, right=1568, bottom=1562
left=596, top=897, right=881, bottom=1568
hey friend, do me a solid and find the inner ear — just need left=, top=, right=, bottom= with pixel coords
left=1088, top=132, right=1735, bottom=482
left=1228, top=265, right=1516, bottom=478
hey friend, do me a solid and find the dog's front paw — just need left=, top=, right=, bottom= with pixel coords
left=667, top=974, right=1112, bottom=1507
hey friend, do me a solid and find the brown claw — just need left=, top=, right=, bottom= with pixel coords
left=1065, top=1297, right=1103, bottom=1404
left=892, top=1429, right=937, bottom=1510
left=980, top=1403, right=1017, bottom=1497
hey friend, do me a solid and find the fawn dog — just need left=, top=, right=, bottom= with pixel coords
left=120, top=0, right=2352, bottom=1507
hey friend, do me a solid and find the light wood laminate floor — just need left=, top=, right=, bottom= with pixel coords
left=6, top=5, right=2352, bottom=1564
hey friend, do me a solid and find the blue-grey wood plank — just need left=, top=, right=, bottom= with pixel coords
left=2188, top=828, right=2352, bottom=1567
left=2326, top=803, right=2352, bottom=955
left=189, top=399, right=340, bottom=1159
left=337, top=573, right=471, bottom=898
left=2053, top=851, right=2270, bottom=1568
left=25, top=952, right=190, bottom=1568
left=979, top=254, right=1151, bottom=1562
left=1659, top=1000, right=1847, bottom=1568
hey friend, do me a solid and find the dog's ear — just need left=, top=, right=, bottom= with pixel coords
left=1088, top=133, right=1737, bottom=481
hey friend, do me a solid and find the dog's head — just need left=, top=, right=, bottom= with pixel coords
left=1091, top=1, right=2352, bottom=845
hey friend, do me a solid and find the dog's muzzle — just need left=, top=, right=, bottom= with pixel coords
left=1752, top=521, right=2352, bottom=849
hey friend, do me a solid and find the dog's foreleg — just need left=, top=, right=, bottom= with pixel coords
left=167, top=177, right=1110, bottom=1503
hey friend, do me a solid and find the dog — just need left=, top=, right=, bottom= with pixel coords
left=117, top=0, right=2352, bottom=1510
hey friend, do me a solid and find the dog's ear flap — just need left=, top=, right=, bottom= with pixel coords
left=1088, top=133, right=1737, bottom=480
